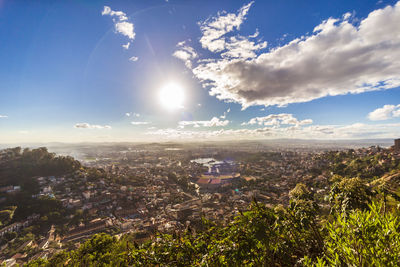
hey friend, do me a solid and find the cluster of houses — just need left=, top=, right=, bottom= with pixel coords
left=0, top=214, right=40, bottom=238
left=191, top=159, right=241, bottom=192
left=2, top=140, right=400, bottom=265
left=0, top=185, right=21, bottom=195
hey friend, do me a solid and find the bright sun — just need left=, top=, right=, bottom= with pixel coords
left=159, top=83, right=184, bottom=110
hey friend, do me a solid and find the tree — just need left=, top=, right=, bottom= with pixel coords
left=287, top=183, right=324, bottom=258
left=329, top=177, right=372, bottom=215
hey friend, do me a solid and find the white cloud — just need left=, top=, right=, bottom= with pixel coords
left=178, top=117, right=229, bottom=128
left=102, top=6, right=128, bottom=21
left=191, top=1, right=400, bottom=108
left=147, top=122, right=400, bottom=141
left=131, top=121, right=151, bottom=125
left=74, top=123, right=111, bottom=129
left=115, top=21, right=135, bottom=40
left=299, top=122, right=400, bottom=139
left=147, top=128, right=239, bottom=140
left=220, top=108, right=230, bottom=119
left=198, top=1, right=254, bottom=52
left=122, top=42, right=130, bottom=49
left=102, top=6, right=135, bottom=43
left=242, top=114, right=313, bottom=127
left=221, top=34, right=267, bottom=59
left=368, top=104, right=400, bottom=120
left=126, top=112, right=140, bottom=117
left=342, top=12, right=352, bottom=20
left=0, top=115, right=8, bottom=118
left=129, top=56, right=139, bottom=62
left=173, top=41, right=198, bottom=68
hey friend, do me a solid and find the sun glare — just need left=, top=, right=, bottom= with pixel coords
left=159, top=83, right=184, bottom=110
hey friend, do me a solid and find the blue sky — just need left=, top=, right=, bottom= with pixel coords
left=1, top=0, right=400, bottom=143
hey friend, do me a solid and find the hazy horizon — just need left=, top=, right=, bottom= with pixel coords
left=1, top=0, right=400, bottom=143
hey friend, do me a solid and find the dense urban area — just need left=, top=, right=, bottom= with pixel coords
left=1, top=139, right=400, bottom=266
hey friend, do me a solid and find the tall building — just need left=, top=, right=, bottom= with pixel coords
left=395, top=139, right=400, bottom=152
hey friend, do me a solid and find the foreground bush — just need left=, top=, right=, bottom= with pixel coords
left=28, top=200, right=400, bottom=266
left=308, top=203, right=400, bottom=266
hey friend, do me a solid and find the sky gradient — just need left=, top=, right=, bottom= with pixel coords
left=1, top=0, right=400, bottom=143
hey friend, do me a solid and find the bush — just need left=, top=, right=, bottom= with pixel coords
left=312, top=203, right=400, bottom=266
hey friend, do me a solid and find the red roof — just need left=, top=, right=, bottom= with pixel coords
left=210, top=179, right=221, bottom=184
left=197, top=178, right=211, bottom=184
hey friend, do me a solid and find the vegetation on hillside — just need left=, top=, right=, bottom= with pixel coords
left=28, top=172, right=400, bottom=266
left=0, top=147, right=82, bottom=254
left=0, top=147, right=81, bottom=187
left=1, top=146, right=400, bottom=265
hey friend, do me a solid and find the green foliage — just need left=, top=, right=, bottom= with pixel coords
left=326, top=149, right=399, bottom=181
left=0, top=147, right=81, bottom=188
left=329, top=177, right=372, bottom=215
left=0, top=206, right=16, bottom=224
left=319, top=203, right=400, bottom=266
left=289, top=183, right=313, bottom=201
left=0, top=147, right=80, bottom=230
left=28, top=198, right=325, bottom=266
left=27, top=233, right=133, bottom=266
left=28, top=198, right=400, bottom=266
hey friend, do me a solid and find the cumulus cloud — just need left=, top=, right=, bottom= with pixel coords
left=221, top=33, right=267, bottom=59
left=178, top=117, right=229, bottom=128
left=368, top=104, right=400, bottom=120
left=198, top=1, right=254, bottom=52
left=74, top=123, right=111, bottom=129
left=242, top=114, right=313, bottom=126
left=148, top=128, right=245, bottom=140
left=115, top=21, right=135, bottom=39
left=102, top=6, right=135, bottom=44
left=173, top=41, right=198, bottom=68
left=131, top=121, right=151, bottom=125
left=102, top=6, right=128, bottom=20
left=0, top=115, right=8, bottom=118
left=129, top=56, right=139, bottom=62
left=195, top=2, right=266, bottom=61
left=147, top=122, right=400, bottom=141
left=191, top=1, right=400, bottom=108
left=299, top=122, right=400, bottom=139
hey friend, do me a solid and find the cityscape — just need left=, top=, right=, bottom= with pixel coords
left=1, top=0, right=400, bottom=266
left=0, top=139, right=400, bottom=265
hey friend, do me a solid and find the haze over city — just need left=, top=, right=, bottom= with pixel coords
left=1, top=0, right=400, bottom=143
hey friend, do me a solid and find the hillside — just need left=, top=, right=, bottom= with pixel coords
left=1, top=145, right=400, bottom=266
left=28, top=171, right=400, bottom=266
